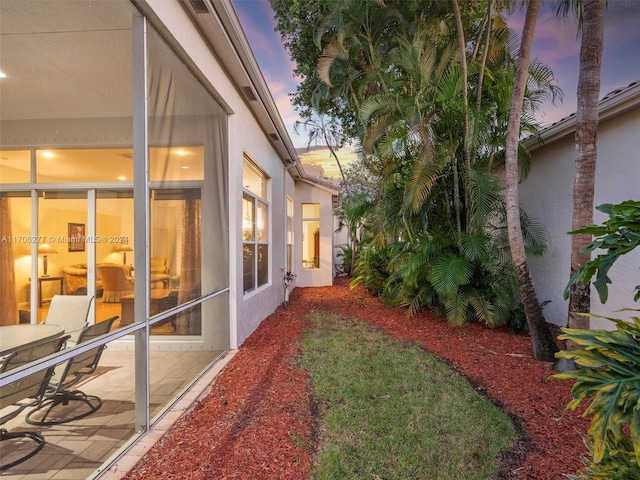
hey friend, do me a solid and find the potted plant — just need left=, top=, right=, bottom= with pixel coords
left=281, top=268, right=296, bottom=305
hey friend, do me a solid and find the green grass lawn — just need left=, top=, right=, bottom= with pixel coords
left=300, top=313, right=517, bottom=480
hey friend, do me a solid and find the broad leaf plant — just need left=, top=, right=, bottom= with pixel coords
left=554, top=200, right=640, bottom=476
left=564, top=200, right=640, bottom=304
left=553, top=312, right=640, bottom=465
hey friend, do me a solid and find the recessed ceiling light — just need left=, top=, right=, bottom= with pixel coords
left=118, top=176, right=127, bottom=181
left=181, top=165, right=189, bottom=170
left=175, top=149, right=188, bottom=156
left=41, top=151, right=54, bottom=159
left=0, top=71, right=6, bottom=78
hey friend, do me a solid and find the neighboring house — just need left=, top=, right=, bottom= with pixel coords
left=520, top=80, right=640, bottom=330
left=296, top=145, right=357, bottom=272
left=0, top=0, right=337, bottom=476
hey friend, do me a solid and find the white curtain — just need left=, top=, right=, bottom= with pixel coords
left=148, top=28, right=228, bottom=335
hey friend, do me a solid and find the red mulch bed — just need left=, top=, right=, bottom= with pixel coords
left=123, top=279, right=589, bottom=480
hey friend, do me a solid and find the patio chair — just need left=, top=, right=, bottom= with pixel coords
left=45, top=295, right=94, bottom=346
left=25, top=316, right=119, bottom=426
left=0, top=335, right=69, bottom=471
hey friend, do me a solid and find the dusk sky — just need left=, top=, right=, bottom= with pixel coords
left=233, top=0, right=640, bottom=149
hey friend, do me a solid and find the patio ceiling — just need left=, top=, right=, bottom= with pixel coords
left=0, top=0, right=134, bottom=122
left=0, top=0, right=305, bottom=179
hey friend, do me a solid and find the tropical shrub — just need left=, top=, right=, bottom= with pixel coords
left=352, top=222, right=545, bottom=331
left=569, top=436, right=640, bottom=480
left=351, top=243, right=392, bottom=297
left=554, top=200, right=640, bottom=477
left=357, top=204, right=547, bottom=331
left=565, top=200, right=640, bottom=303
left=553, top=313, right=640, bottom=475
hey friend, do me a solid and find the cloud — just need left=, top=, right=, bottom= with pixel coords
left=234, top=0, right=283, bottom=65
left=533, top=11, right=580, bottom=61
left=263, top=76, right=305, bottom=145
left=233, top=0, right=307, bottom=145
left=262, top=72, right=298, bottom=110
left=237, top=0, right=640, bottom=141
left=508, top=2, right=640, bottom=125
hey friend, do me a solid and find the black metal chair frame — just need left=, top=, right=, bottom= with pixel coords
left=25, top=316, right=119, bottom=427
left=0, top=335, right=69, bottom=471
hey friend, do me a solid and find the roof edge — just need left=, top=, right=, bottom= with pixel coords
left=523, top=80, right=640, bottom=150
left=296, top=177, right=341, bottom=194
left=180, top=0, right=306, bottom=179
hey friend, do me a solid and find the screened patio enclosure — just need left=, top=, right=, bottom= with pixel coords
left=0, top=0, right=230, bottom=477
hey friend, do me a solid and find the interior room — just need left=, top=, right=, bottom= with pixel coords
left=2, top=146, right=206, bottom=331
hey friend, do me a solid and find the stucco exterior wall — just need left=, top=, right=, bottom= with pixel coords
left=520, top=106, right=640, bottom=330
left=231, top=145, right=293, bottom=349
left=294, top=181, right=336, bottom=288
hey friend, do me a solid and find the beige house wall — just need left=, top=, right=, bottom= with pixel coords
left=520, top=95, right=640, bottom=330
left=294, top=181, right=337, bottom=288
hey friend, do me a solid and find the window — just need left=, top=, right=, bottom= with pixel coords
left=286, top=197, right=293, bottom=272
left=0, top=150, right=30, bottom=183
left=242, top=158, right=269, bottom=293
left=302, top=203, right=320, bottom=269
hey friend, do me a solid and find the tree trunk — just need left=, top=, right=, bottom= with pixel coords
left=476, top=0, right=493, bottom=111
left=504, top=0, right=558, bottom=361
left=567, top=0, right=606, bottom=337
left=452, top=0, right=472, bottom=231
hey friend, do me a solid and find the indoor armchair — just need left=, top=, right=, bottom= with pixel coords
left=97, top=264, right=134, bottom=302
left=150, top=257, right=170, bottom=288
left=61, top=264, right=103, bottom=296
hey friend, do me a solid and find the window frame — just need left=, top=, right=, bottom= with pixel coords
left=242, top=157, right=270, bottom=294
left=286, top=196, right=293, bottom=273
left=301, top=202, right=320, bottom=270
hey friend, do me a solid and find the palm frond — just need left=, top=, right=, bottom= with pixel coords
left=466, top=166, right=503, bottom=231
left=520, top=210, right=549, bottom=256
left=317, top=40, right=346, bottom=87
left=457, top=233, right=489, bottom=262
left=443, top=292, right=468, bottom=326
left=462, top=285, right=496, bottom=326
left=359, top=91, right=399, bottom=123
left=428, top=254, right=474, bottom=297
left=493, top=302, right=516, bottom=327
left=405, top=156, right=447, bottom=213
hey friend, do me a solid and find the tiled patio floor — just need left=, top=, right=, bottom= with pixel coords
left=1, top=348, right=229, bottom=479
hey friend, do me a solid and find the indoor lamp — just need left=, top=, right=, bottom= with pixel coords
left=116, top=243, right=133, bottom=265
left=37, top=243, right=58, bottom=277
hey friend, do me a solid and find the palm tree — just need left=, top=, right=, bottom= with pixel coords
left=565, top=0, right=606, bottom=335
left=504, top=0, right=559, bottom=361
left=282, top=0, right=561, bottom=339
left=351, top=14, right=550, bottom=329
left=314, top=0, right=402, bottom=103
left=451, top=0, right=471, bottom=229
